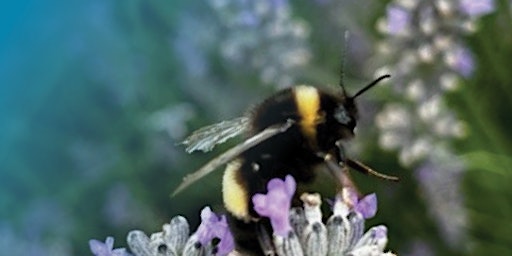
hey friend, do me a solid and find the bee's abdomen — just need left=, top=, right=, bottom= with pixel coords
left=222, top=160, right=251, bottom=221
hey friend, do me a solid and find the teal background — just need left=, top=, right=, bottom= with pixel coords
left=1, top=1, right=511, bottom=255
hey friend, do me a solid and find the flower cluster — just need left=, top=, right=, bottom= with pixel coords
left=252, top=175, right=393, bottom=256
left=208, top=0, right=311, bottom=88
left=373, top=0, right=496, bottom=248
left=90, top=207, right=234, bottom=256
left=128, top=207, right=234, bottom=256
left=374, top=0, right=495, bottom=166
left=174, top=0, right=311, bottom=91
left=90, top=176, right=394, bottom=256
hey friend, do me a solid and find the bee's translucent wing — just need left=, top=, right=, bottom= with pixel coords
left=181, top=117, right=250, bottom=153
left=172, top=119, right=295, bottom=196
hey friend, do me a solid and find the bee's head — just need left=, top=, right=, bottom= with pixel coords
left=334, top=97, right=357, bottom=135
left=336, top=74, right=391, bottom=135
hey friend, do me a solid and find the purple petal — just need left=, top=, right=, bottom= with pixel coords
left=196, top=207, right=216, bottom=244
left=194, top=207, right=235, bottom=255
left=200, top=206, right=217, bottom=223
left=252, top=194, right=269, bottom=215
left=105, top=237, right=114, bottom=250
left=89, top=239, right=109, bottom=255
left=386, top=5, right=411, bottom=35
left=252, top=176, right=296, bottom=237
left=459, top=0, right=495, bottom=17
left=216, top=216, right=235, bottom=255
left=89, top=237, right=126, bottom=256
left=267, top=178, right=283, bottom=191
left=354, top=193, right=378, bottom=219
left=269, top=214, right=291, bottom=237
left=211, top=215, right=234, bottom=255
left=284, top=175, right=296, bottom=196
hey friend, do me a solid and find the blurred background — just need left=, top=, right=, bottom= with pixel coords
left=1, top=0, right=511, bottom=255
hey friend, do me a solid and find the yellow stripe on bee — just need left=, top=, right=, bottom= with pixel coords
left=294, top=85, right=320, bottom=144
left=222, top=160, right=250, bottom=221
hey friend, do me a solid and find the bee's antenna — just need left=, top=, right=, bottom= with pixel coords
left=338, top=31, right=350, bottom=97
left=352, top=74, right=391, bottom=99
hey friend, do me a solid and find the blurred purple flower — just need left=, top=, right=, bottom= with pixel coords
left=375, top=0, right=492, bottom=246
left=195, top=207, right=234, bottom=255
left=447, top=46, right=475, bottom=78
left=238, top=10, right=259, bottom=26
left=414, top=155, right=466, bottom=247
left=89, top=237, right=128, bottom=256
left=252, top=175, right=296, bottom=237
left=459, top=0, right=495, bottom=17
left=271, top=0, right=287, bottom=8
left=207, top=0, right=311, bottom=88
left=386, top=5, right=411, bottom=35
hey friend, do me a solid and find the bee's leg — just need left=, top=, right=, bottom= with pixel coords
left=334, top=140, right=347, bottom=164
left=333, top=139, right=399, bottom=182
left=316, top=150, right=356, bottom=190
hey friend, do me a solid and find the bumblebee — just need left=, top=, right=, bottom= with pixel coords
left=173, top=75, right=398, bottom=254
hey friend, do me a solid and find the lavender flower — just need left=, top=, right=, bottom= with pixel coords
left=193, top=207, right=235, bottom=255
left=375, top=0, right=494, bottom=165
left=304, top=188, right=392, bottom=255
left=209, top=0, right=311, bottom=88
left=351, top=226, right=390, bottom=256
left=414, top=152, right=466, bottom=247
left=445, top=46, right=475, bottom=78
left=89, top=237, right=129, bottom=256
left=125, top=209, right=233, bottom=256
left=251, top=179, right=393, bottom=256
left=252, top=175, right=296, bottom=237
left=342, top=187, right=378, bottom=219
left=127, top=215, right=190, bottom=256
left=374, top=0, right=495, bottom=248
left=174, top=0, right=311, bottom=94
left=386, top=5, right=411, bottom=35
left=299, top=193, right=327, bottom=256
left=102, top=179, right=393, bottom=255
left=459, top=0, right=495, bottom=17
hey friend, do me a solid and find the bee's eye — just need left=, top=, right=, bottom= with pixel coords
left=334, top=105, right=352, bottom=125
